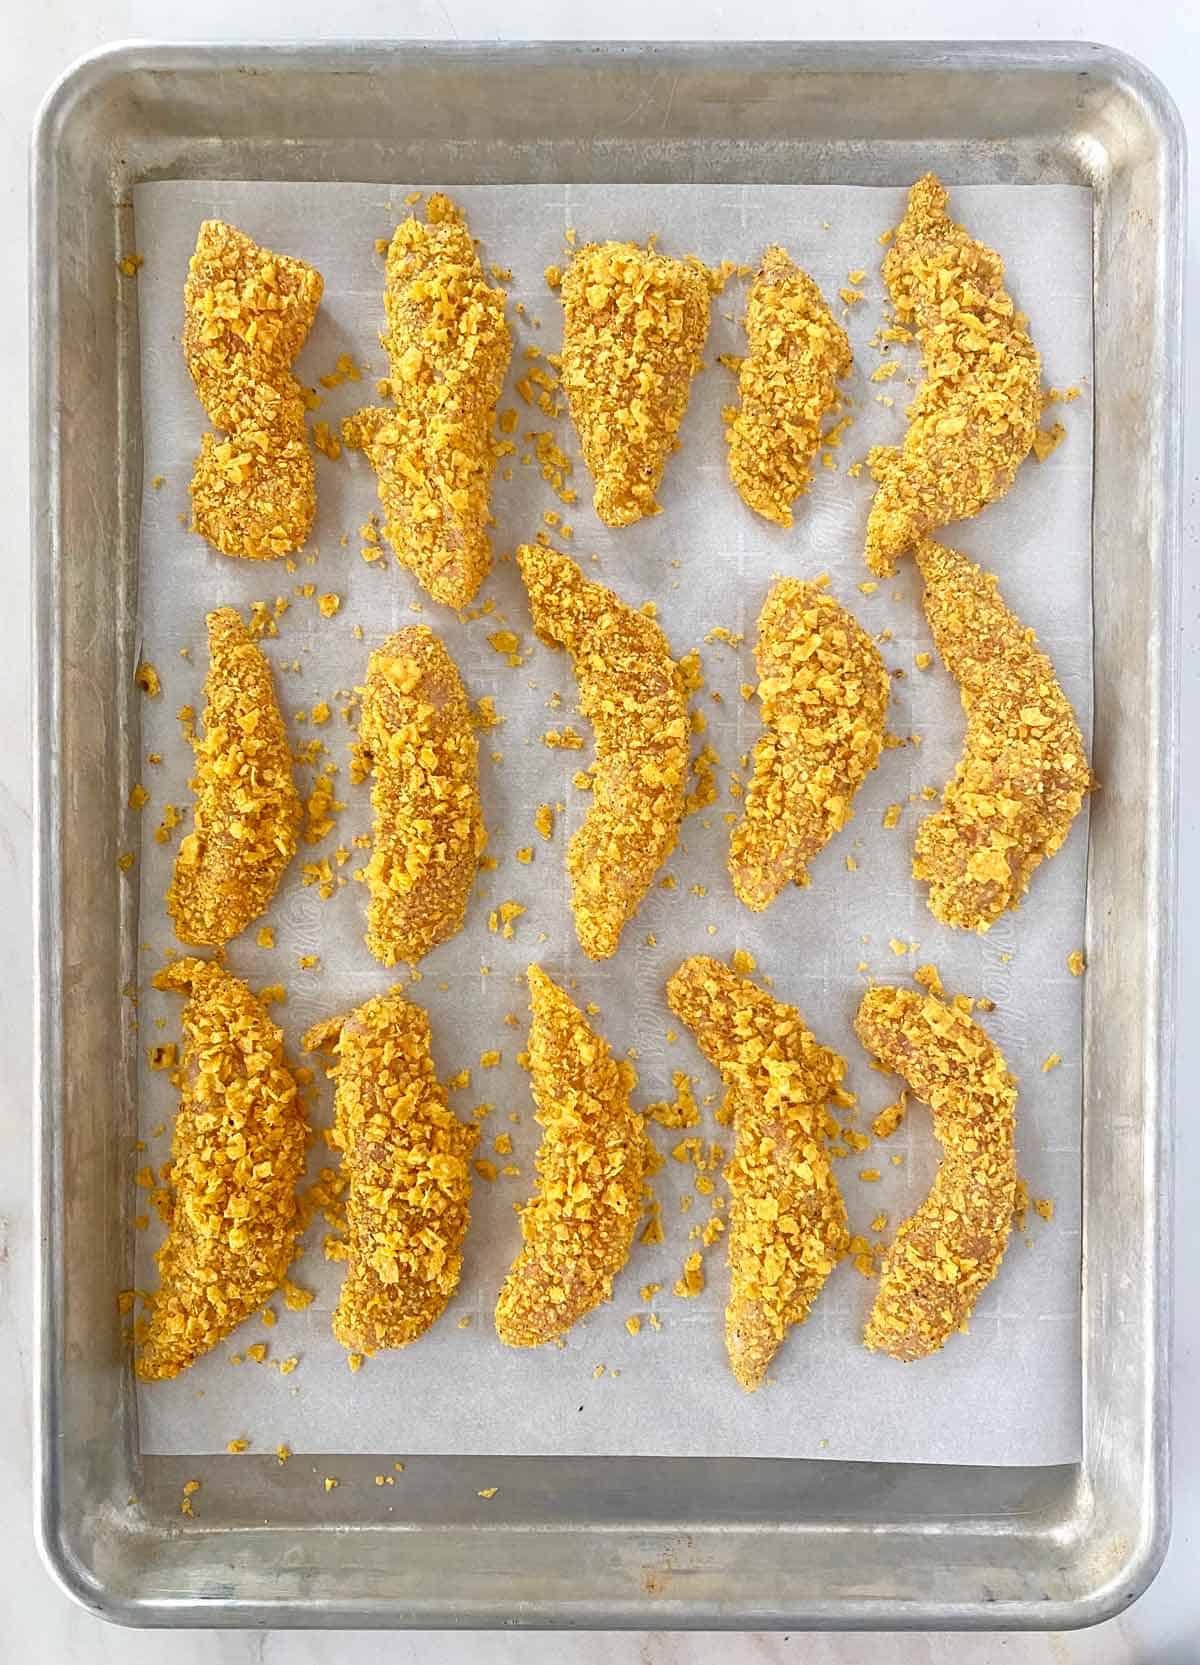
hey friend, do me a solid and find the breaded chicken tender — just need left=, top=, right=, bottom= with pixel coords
left=184, top=220, right=323, bottom=560
left=304, top=994, right=476, bottom=1354
left=343, top=194, right=511, bottom=607
left=167, top=607, right=300, bottom=948
left=495, top=967, right=648, bottom=1347
left=864, top=175, right=1042, bottom=575
left=854, top=986, right=1017, bottom=1362
left=517, top=544, right=688, bottom=958
left=559, top=241, right=711, bottom=526
left=667, top=956, right=851, bottom=1391
left=913, top=539, right=1089, bottom=932
left=727, top=247, right=852, bottom=526
left=358, top=625, right=484, bottom=967
left=136, top=959, right=306, bottom=1381
left=730, top=579, right=889, bottom=910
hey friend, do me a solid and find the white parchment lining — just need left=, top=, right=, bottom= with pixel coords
left=131, top=180, right=1092, bottom=1465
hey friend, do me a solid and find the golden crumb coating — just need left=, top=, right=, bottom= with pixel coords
left=167, top=607, right=301, bottom=948
left=303, top=994, right=476, bottom=1353
left=136, top=959, right=306, bottom=1381
left=667, top=956, right=850, bottom=1392
left=495, top=967, right=649, bottom=1347
left=727, top=248, right=852, bottom=526
left=358, top=625, right=484, bottom=966
left=343, top=195, right=511, bottom=607
left=517, top=544, right=688, bottom=958
left=559, top=241, right=711, bottom=527
left=913, top=540, right=1089, bottom=931
left=729, top=579, right=889, bottom=911
left=854, top=986, right=1017, bottom=1361
left=184, top=220, right=323, bottom=559
left=864, top=175, right=1042, bottom=575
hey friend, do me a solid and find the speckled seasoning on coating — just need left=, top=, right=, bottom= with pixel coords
left=184, top=220, right=323, bottom=559
left=343, top=195, right=511, bottom=607
left=854, top=985, right=1017, bottom=1361
left=666, top=955, right=851, bottom=1392
left=864, top=175, right=1042, bottom=575
left=136, top=959, right=307, bottom=1381
left=729, top=579, right=889, bottom=910
left=495, top=967, right=649, bottom=1346
left=303, top=993, right=476, bottom=1353
left=913, top=540, right=1088, bottom=931
left=517, top=544, right=688, bottom=959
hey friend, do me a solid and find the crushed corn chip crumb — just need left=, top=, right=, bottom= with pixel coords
left=673, top=1251, right=705, bottom=1299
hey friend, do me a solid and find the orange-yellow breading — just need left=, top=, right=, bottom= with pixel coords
left=517, top=544, right=688, bottom=958
left=559, top=241, right=710, bottom=526
left=184, top=220, right=323, bottom=559
left=167, top=607, right=300, bottom=947
left=913, top=540, right=1089, bottom=931
left=666, top=956, right=850, bottom=1392
left=854, top=986, right=1017, bottom=1361
left=343, top=195, right=511, bottom=607
left=726, top=248, right=852, bottom=526
left=495, top=967, right=649, bottom=1346
left=136, top=959, right=306, bottom=1381
left=729, top=579, right=889, bottom=910
left=358, top=626, right=485, bottom=966
left=864, top=175, right=1042, bottom=575
left=303, top=993, right=476, bottom=1353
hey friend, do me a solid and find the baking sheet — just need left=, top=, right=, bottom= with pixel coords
left=130, top=179, right=1092, bottom=1465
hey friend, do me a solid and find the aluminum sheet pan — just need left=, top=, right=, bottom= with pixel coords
left=31, top=40, right=1183, bottom=1630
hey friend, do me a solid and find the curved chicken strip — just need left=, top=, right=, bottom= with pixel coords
left=495, top=967, right=648, bottom=1347
left=730, top=579, right=889, bottom=910
left=727, top=248, right=852, bottom=526
left=358, top=625, right=484, bottom=967
left=167, top=607, right=301, bottom=948
left=667, top=956, right=850, bottom=1392
left=136, top=959, right=306, bottom=1381
left=913, top=539, right=1089, bottom=931
left=559, top=241, right=711, bottom=527
left=303, top=993, right=476, bottom=1354
left=517, top=544, right=688, bottom=959
left=184, top=219, right=323, bottom=560
left=855, top=985, right=1017, bottom=1361
left=864, top=174, right=1042, bottom=576
left=343, top=194, right=511, bottom=607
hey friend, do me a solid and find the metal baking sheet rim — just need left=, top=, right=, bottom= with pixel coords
left=30, top=39, right=1185, bottom=1631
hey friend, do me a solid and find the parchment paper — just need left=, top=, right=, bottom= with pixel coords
left=131, top=180, right=1092, bottom=1465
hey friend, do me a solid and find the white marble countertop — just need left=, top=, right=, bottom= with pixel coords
left=2, top=3, right=1195, bottom=1660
